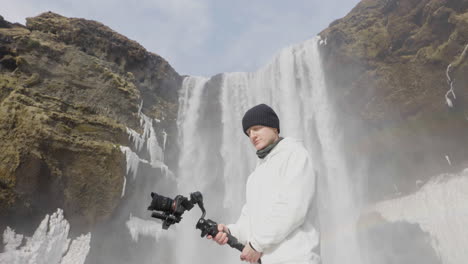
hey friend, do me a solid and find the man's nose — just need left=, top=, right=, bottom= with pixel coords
left=249, top=131, right=257, bottom=140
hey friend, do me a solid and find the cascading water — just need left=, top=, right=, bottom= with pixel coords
left=175, top=36, right=363, bottom=264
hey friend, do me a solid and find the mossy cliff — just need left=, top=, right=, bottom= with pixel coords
left=320, top=0, right=468, bottom=200
left=0, top=13, right=181, bottom=230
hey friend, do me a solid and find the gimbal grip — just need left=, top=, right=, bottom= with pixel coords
left=225, top=233, right=262, bottom=264
left=225, top=233, right=244, bottom=252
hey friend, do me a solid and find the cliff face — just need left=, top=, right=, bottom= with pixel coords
left=319, top=0, right=468, bottom=200
left=0, top=13, right=181, bottom=231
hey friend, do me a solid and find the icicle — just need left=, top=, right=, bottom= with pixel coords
left=121, top=176, right=127, bottom=198
left=126, top=127, right=145, bottom=152
left=162, top=130, right=168, bottom=150
left=445, top=155, right=452, bottom=166
left=122, top=108, right=173, bottom=188
left=445, top=64, right=456, bottom=108
left=444, top=44, right=468, bottom=108
left=120, top=146, right=140, bottom=180
left=139, top=113, right=164, bottom=168
left=445, top=96, right=453, bottom=108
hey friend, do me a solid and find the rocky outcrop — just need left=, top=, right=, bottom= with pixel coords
left=0, top=13, right=181, bottom=231
left=319, top=0, right=468, bottom=201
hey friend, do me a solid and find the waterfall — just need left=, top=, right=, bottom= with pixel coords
left=175, top=36, right=363, bottom=264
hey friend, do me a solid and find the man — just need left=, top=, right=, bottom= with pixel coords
left=207, top=104, right=320, bottom=264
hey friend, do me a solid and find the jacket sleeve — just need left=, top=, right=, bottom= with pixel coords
left=249, top=149, right=316, bottom=252
left=227, top=203, right=250, bottom=245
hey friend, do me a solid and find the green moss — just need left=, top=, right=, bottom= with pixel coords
left=73, top=123, right=99, bottom=133
left=25, top=38, right=41, bottom=50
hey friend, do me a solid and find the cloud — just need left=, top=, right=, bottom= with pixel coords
left=1, top=0, right=360, bottom=76
left=1, top=0, right=213, bottom=74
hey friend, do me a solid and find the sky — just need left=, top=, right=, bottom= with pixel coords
left=2, top=0, right=360, bottom=76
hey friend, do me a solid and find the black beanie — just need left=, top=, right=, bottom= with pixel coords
left=242, top=104, right=280, bottom=136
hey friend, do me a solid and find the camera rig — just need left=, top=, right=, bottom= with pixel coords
left=147, top=191, right=253, bottom=255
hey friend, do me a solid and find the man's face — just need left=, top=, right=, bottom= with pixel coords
left=247, top=125, right=279, bottom=150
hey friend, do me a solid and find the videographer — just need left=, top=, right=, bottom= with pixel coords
left=207, top=104, right=320, bottom=264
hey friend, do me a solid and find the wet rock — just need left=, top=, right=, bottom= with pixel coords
left=0, top=13, right=181, bottom=232
left=319, top=0, right=468, bottom=201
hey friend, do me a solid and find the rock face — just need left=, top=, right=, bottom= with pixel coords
left=0, top=12, right=181, bottom=232
left=319, top=0, right=468, bottom=201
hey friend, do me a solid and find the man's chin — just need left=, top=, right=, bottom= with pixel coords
left=255, top=143, right=266, bottom=150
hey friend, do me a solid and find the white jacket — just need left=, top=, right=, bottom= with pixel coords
left=228, top=137, right=320, bottom=264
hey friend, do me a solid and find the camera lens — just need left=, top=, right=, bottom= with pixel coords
left=149, top=193, right=174, bottom=212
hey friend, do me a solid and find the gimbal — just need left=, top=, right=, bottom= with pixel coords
left=147, top=191, right=261, bottom=262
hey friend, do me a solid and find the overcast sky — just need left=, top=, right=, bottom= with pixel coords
left=2, top=0, right=360, bottom=76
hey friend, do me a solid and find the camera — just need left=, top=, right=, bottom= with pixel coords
left=147, top=192, right=201, bottom=229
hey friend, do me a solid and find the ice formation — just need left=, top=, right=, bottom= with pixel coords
left=375, top=169, right=468, bottom=264
left=445, top=155, right=452, bottom=166
left=445, top=44, right=468, bottom=108
left=125, top=214, right=168, bottom=242
left=120, top=146, right=142, bottom=180
left=0, top=209, right=91, bottom=264
left=121, top=174, right=127, bottom=198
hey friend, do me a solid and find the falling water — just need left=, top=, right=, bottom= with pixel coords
left=175, top=36, right=363, bottom=264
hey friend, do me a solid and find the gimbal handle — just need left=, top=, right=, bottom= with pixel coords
left=196, top=218, right=262, bottom=264
left=219, top=231, right=262, bottom=264
left=225, top=233, right=245, bottom=252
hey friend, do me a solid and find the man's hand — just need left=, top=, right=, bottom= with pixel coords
left=206, top=224, right=229, bottom=245
left=240, top=242, right=262, bottom=263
